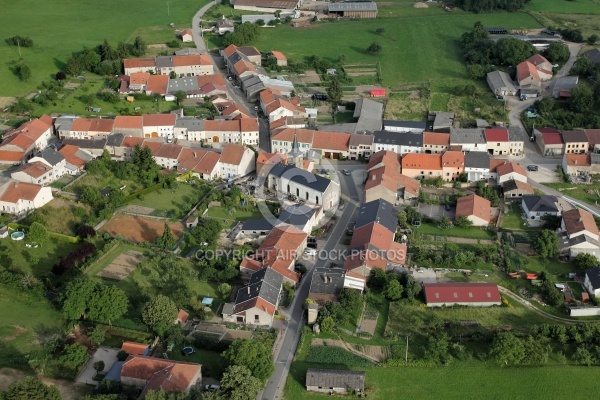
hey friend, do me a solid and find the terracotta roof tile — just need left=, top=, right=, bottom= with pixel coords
left=456, top=194, right=490, bottom=223
left=114, top=116, right=143, bottom=129
left=121, top=355, right=200, bottom=393
left=562, top=208, right=599, bottom=237
left=423, top=131, right=450, bottom=146
left=0, top=150, right=25, bottom=162
left=123, top=58, right=156, bottom=70
left=197, top=74, right=226, bottom=87
left=496, top=162, right=527, bottom=177
left=121, top=342, right=149, bottom=355
left=271, top=50, right=287, bottom=61
left=143, top=114, right=176, bottom=127
left=16, top=161, right=52, bottom=178
left=441, top=151, right=464, bottom=168
left=146, top=75, right=169, bottom=95
left=59, top=145, right=86, bottom=168
left=484, top=128, right=509, bottom=142
left=0, top=181, right=43, bottom=202
left=220, top=144, right=247, bottom=165
left=129, top=72, right=150, bottom=86
left=312, top=131, right=350, bottom=152
left=564, top=153, right=591, bottom=167
left=401, top=153, right=442, bottom=170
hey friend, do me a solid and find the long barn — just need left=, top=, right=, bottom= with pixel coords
left=328, top=1, right=378, bottom=18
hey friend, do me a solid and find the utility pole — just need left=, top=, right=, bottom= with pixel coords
left=405, top=335, right=409, bottom=363
left=167, top=1, right=170, bottom=16
left=17, top=38, right=21, bottom=57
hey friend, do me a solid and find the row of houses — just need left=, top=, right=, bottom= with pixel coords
left=123, top=54, right=214, bottom=77
left=270, top=126, right=525, bottom=162
left=535, top=127, right=600, bottom=156
left=121, top=72, right=228, bottom=99
left=50, top=113, right=260, bottom=147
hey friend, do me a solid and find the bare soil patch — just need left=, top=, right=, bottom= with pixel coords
left=102, top=213, right=184, bottom=243
left=97, top=250, right=144, bottom=280
left=0, top=97, right=17, bottom=109
left=0, top=325, right=26, bottom=342
left=414, top=2, right=429, bottom=7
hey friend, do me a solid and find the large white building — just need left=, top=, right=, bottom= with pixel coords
left=0, top=181, right=53, bottom=215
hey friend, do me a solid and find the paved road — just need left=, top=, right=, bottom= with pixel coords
left=260, top=173, right=361, bottom=400
left=192, top=0, right=218, bottom=55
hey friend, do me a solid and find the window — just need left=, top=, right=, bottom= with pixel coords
left=435, top=293, right=439, bottom=299
left=453, top=293, right=458, bottom=298
left=487, top=292, right=491, bottom=298
left=254, top=315, right=260, bottom=321
left=469, top=292, right=473, bottom=298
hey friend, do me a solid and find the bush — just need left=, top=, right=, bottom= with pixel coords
left=305, top=346, right=373, bottom=367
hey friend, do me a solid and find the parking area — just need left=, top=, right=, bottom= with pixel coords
left=526, top=163, right=560, bottom=183
left=76, top=346, right=119, bottom=385
left=417, top=204, right=454, bottom=220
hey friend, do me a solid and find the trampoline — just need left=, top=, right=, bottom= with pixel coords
left=181, top=346, right=195, bottom=356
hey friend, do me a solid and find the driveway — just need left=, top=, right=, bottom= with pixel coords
left=76, top=347, right=119, bottom=385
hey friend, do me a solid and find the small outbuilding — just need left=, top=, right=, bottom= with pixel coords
left=180, top=29, right=193, bottom=42
left=370, top=88, right=386, bottom=97
left=306, top=368, right=365, bottom=394
left=328, top=1, right=377, bottom=18
left=423, top=282, right=501, bottom=307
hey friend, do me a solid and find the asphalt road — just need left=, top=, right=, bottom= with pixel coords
left=260, top=172, right=361, bottom=400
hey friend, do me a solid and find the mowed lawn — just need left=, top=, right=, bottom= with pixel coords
left=525, top=0, right=600, bottom=14
left=0, top=236, right=79, bottom=277
left=0, top=0, right=207, bottom=96
left=128, top=183, right=201, bottom=215
left=0, top=287, right=62, bottom=368
left=416, top=221, right=495, bottom=240
left=252, top=13, right=541, bottom=87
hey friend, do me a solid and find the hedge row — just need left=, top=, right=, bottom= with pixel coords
left=123, top=182, right=164, bottom=203
left=8, top=222, right=79, bottom=243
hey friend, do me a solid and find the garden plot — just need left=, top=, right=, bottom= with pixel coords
left=102, top=214, right=184, bottom=243
left=97, top=250, right=144, bottom=281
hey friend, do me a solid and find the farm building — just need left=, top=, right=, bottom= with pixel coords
left=328, top=1, right=378, bottom=18
left=370, top=89, right=386, bottom=97
left=423, top=283, right=502, bottom=307
left=486, top=71, right=517, bottom=97
left=232, top=0, right=301, bottom=13
left=306, top=369, right=365, bottom=394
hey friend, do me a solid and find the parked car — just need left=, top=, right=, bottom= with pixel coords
left=307, top=242, right=318, bottom=249
left=205, top=384, right=220, bottom=391
left=527, top=165, right=538, bottom=171
left=304, top=248, right=317, bottom=256
left=342, top=170, right=351, bottom=176
left=312, top=93, right=328, bottom=101
left=444, top=204, right=451, bottom=211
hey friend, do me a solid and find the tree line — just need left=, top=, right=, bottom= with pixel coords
left=66, top=37, right=147, bottom=77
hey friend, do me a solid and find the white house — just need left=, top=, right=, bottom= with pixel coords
left=450, top=128, right=487, bottom=152
left=142, top=114, right=176, bottom=139
left=584, top=267, right=600, bottom=297
left=0, top=115, right=54, bottom=164
left=559, top=208, right=600, bottom=259
left=496, top=162, right=528, bottom=185
left=521, top=195, right=562, bottom=221
left=11, top=162, right=55, bottom=185
left=219, top=143, right=256, bottom=179
left=0, top=181, right=53, bottom=215
left=267, top=163, right=340, bottom=210
left=464, top=152, right=491, bottom=181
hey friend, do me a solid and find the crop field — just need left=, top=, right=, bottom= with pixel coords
left=253, top=13, right=541, bottom=87
left=0, top=0, right=208, bottom=96
left=525, top=0, right=600, bottom=14
left=101, top=214, right=184, bottom=243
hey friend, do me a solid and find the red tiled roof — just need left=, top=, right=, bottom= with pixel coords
left=496, top=162, right=527, bottom=177
left=197, top=74, right=226, bottom=87
left=526, top=54, right=550, bottom=67
left=401, top=153, right=442, bottom=170
left=562, top=208, right=599, bottom=237
left=564, top=154, right=591, bottom=167
left=0, top=150, right=25, bottom=162
left=0, top=182, right=43, bottom=203
left=456, top=194, right=490, bottom=223
left=129, top=72, right=150, bottom=86
left=489, top=158, right=509, bottom=172
left=312, top=131, right=350, bottom=152
left=484, top=128, right=509, bottom=142
left=423, top=132, right=450, bottom=146
left=220, top=143, right=247, bottom=165
left=121, top=341, right=149, bottom=355
left=271, top=50, right=287, bottom=61
left=155, top=143, right=182, bottom=159
left=59, top=145, right=86, bottom=168
left=441, top=151, right=464, bottom=168
left=584, top=129, right=600, bottom=146
left=271, top=128, right=314, bottom=145
left=257, top=152, right=287, bottom=166
left=16, top=161, right=51, bottom=178
left=114, top=116, right=143, bottom=129
left=538, top=128, right=563, bottom=145
left=143, top=114, right=176, bottom=127
left=173, top=54, right=212, bottom=67
left=517, top=61, right=539, bottom=82
left=121, top=355, right=200, bottom=393
left=177, top=309, right=189, bottom=323
left=146, top=75, right=169, bottom=95
left=194, top=151, right=220, bottom=174
left=350, top=222, right=395, bottom=252
left=123, top=58, right=156, bottom=70
left=423, top=282, right=501, bottom=305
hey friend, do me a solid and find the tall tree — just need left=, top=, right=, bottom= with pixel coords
left=219, top=365, right=262, bottom=400
left=383, top=279, right=403, bottom=301
left=142, top=295, right=178, bottom=336
left=327, top=76, right=343, bottom=123
left=156, top=223, right=176, bottom=249
left=222, top=339, right=274, bottom=382
left=532, top=230, right=559, bottom=258
left=575, top=253, right=599, bottom=270
left=3, top=377, right=61, bottom=400
left=490, top=332, right=525, bottom=366
left=28, top=222, right=48, bottom=243
left=62, top=279, right=128, bottom=323
left=174, top=90, right=187, bottom=107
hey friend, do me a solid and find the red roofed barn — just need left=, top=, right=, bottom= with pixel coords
left=423, top=283, right=502, bottom=307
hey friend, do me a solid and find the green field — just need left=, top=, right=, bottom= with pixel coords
left=525, top=0, right=600, bottom=14
left=0, top=287, right=62, bottom=368
left=129, top=183, right=202, bottom=216
left=0, top=235, right=78, bottom=277
left=205, top=205, right=264, bottom=222
left=0, top=0, right=207, bottom=96
left=544, top=181, right=600, bottom=205
left=250, top=13, right=541, bottom=87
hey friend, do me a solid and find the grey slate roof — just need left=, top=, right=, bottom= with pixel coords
left=306, top=369, right=365, bottom=391
left=355, top=198, right=397, bottom=233
left=508, top=126, right=526, bottom=142
left=562, top=130, right=588, bottom=143
left=353, top=98, right=383, bottom=133
left=553, top=76, right=579, bottom=92
left=486, top=71, right=517, bottom=92
left=55, top=115, right=77, bottom=132
left=328, top=1, right=377, bottom=11
left=450, top=128, right=486, bottom=144
left=168, top=77, right=200, bottom=94
left=155, top=56, right=174, bottom=69
left=591, top=153, right=600, bottom=165
left=241, top=219, right=275, bottom=232
left=269, top=163, right=332, bottom=193
left=238, top=46, right=261, bottom=57
left=522, top=195, right=559, bottom=213
left=465, top=151, right=491, bottom=169
left=278, top=203, right=316, bottom=227
left=585, top=267, right=600, bottom=290
left=383, top=120, right=426, bottom=130
left=234, top=267, right=283, bottom=309
left=432, top=112, right=455, bottom=130
left=373, top=130, right=423, bottom=147
left=241, top=14, right=277, bottom=24
left=62, top=138, right=107, bottom=149
left=175, top=117, right=205, bottom=131
left=106, top=133, right=125, bottom=146
left=309, top=267, right=346, bottom=296
left=38, top=148, right=65, bottom=166
left=584, top=49, right=600, bottom=64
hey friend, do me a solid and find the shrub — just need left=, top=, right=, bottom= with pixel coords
left=305, top=346, right=373, bottom=367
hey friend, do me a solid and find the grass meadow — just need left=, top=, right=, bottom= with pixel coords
left=251, top=13, right=541, bottom=87
left=525, top=0, right=600, bottom=14
left=0, top=0, right=209, bottom=96
left=128, top=183, right=202, bottom=215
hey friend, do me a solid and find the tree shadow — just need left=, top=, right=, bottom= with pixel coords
left=53, top=57, right=67, bottom=72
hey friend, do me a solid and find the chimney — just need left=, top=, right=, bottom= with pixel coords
left=247, top=286, right=250, bottom=294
